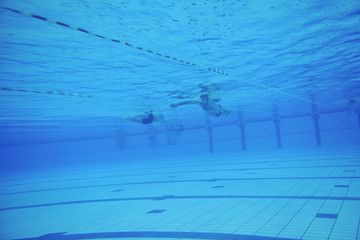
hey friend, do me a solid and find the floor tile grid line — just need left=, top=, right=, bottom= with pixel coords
left=171, top=198, right=241, bottom=232
left=0, top=154, right=353, bottom=187
left=236, top=198, right=291, bottom=234
left=113, top=196, right=171, bottom=231
left=268, top=161, right=344, bottom=239
left=224, top=166, right=316, bottom=235
left=199, top=199, right=258, bottom=232
left=133, top=175, right=227, bottom=231
left=219, top=198, right=268, bottom=233
left=157, top=198, right=227, bottom=231
left=229, top=175, right=312, bottom=235
left=182, top=166, right=284, bottom=232
left=196, top=188, right=278, bottom=230
left=299, top=154, right=350, bottom=239
left=144, top=197, right=218, bottom=232
left=326, top=152, right=360, bottom=240
left=203, top=198, right=266, bottom=233
left=252, top=174, right=325, bottom=236
left=275, top=159, right=346, bottom=239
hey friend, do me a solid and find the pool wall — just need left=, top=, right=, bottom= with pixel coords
left=1, top=110, right=359, bottom=173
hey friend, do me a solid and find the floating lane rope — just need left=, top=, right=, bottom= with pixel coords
left=1, top=6, right=327, bottom=108
left=0, top=87, right=93, bottom=98
left=1, top=6, right=228, bottom=76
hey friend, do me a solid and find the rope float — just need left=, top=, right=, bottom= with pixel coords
left=1, top=6, right=228, bottom=76
left=1, top=6, right=327, bottom=108
left=0, top=87, right=93, bottom=98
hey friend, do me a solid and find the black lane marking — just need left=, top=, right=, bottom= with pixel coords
left=111, top=189, right=124, bottom=192
left=315, top=213, right=338, bottom=219
left=334, top=185, right=350, bottom=188
left=31, top=14, right=46, bottom=21
left=3, top=7, right=21, bottom=13
left=147, top=209, right=166, bottom=213
left=11, top=231, right=300, bottom=240
left=56, top=21, right=70, bottom=27
left=2, top=195, right=360, bottom=211
left=77, top=28, right=89, bottom=33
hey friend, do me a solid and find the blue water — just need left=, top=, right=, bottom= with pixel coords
left=0, top=1, right=360, bottom=240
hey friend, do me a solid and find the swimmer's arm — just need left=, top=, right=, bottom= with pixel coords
left=170, top=101, right=201, bottom=108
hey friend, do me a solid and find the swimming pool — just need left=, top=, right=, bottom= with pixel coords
left=0, top=1, right=359, bottom=239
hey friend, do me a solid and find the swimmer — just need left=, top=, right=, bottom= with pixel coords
left=122, top=111, right=164, bottom=124
left=170, top=93, right=232, bottom=117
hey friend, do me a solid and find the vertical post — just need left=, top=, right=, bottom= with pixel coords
left=167, top=125, right=177, bottom=145
left=166, top=124, right=183, bottom=145
left=273, top=106, right=282, bottom=149
left=116, top=129, right=126, bottom=149
left=238, top=112, right=246, bottom=151
left=147, top=125, right=157, bottom=147
left=207, top=117, right=213, bottom=154
left=312, top=103, right=321, bottom=146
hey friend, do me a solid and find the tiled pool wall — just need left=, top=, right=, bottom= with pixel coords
left=1, top=110, right=359, bottom=172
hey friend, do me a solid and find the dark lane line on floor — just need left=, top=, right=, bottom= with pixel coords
left=1, top=164, right=358, bottom=188
left=1, top=176, right=360, bottom=196
left=2, top=194, right=360, bottom=211
left=12, top=231, right=300, bottom=240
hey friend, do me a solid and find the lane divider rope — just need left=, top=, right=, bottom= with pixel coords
left=0, top=87, right=93, bottom=98
left=1, top=6, right=328, bottom=108
left=1, top=6, right=229, bottom=76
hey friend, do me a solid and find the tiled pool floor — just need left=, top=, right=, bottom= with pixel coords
left=1, top=147, right=360, bottom=240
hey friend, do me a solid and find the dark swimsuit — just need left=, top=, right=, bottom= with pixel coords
left=142, top=113, right=154, bottom=124
left=202, top=94, right=222, bottom=117
left=206, top=104, right=223, bottom=116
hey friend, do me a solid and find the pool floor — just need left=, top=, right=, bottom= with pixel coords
left=1, top=146, right=360, bottom=240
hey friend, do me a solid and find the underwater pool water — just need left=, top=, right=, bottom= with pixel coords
left=0, top=0, right=360, bottom=240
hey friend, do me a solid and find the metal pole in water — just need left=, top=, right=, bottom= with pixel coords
left=147, top=125, right=157, bottom=147
left=116, top=129, right=126, bottom=149
left=312, top=103, right=321, bottom=146
left=238, top=112, right=246, bottom=151
left=207, top=117, right=214, bottom=154
left=273, top=106, right=282, bottom=149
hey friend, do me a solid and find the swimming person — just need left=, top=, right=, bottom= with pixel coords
left=170, top=93, right=232, bottom=117
left=122, top=111, right=164, bottom=124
